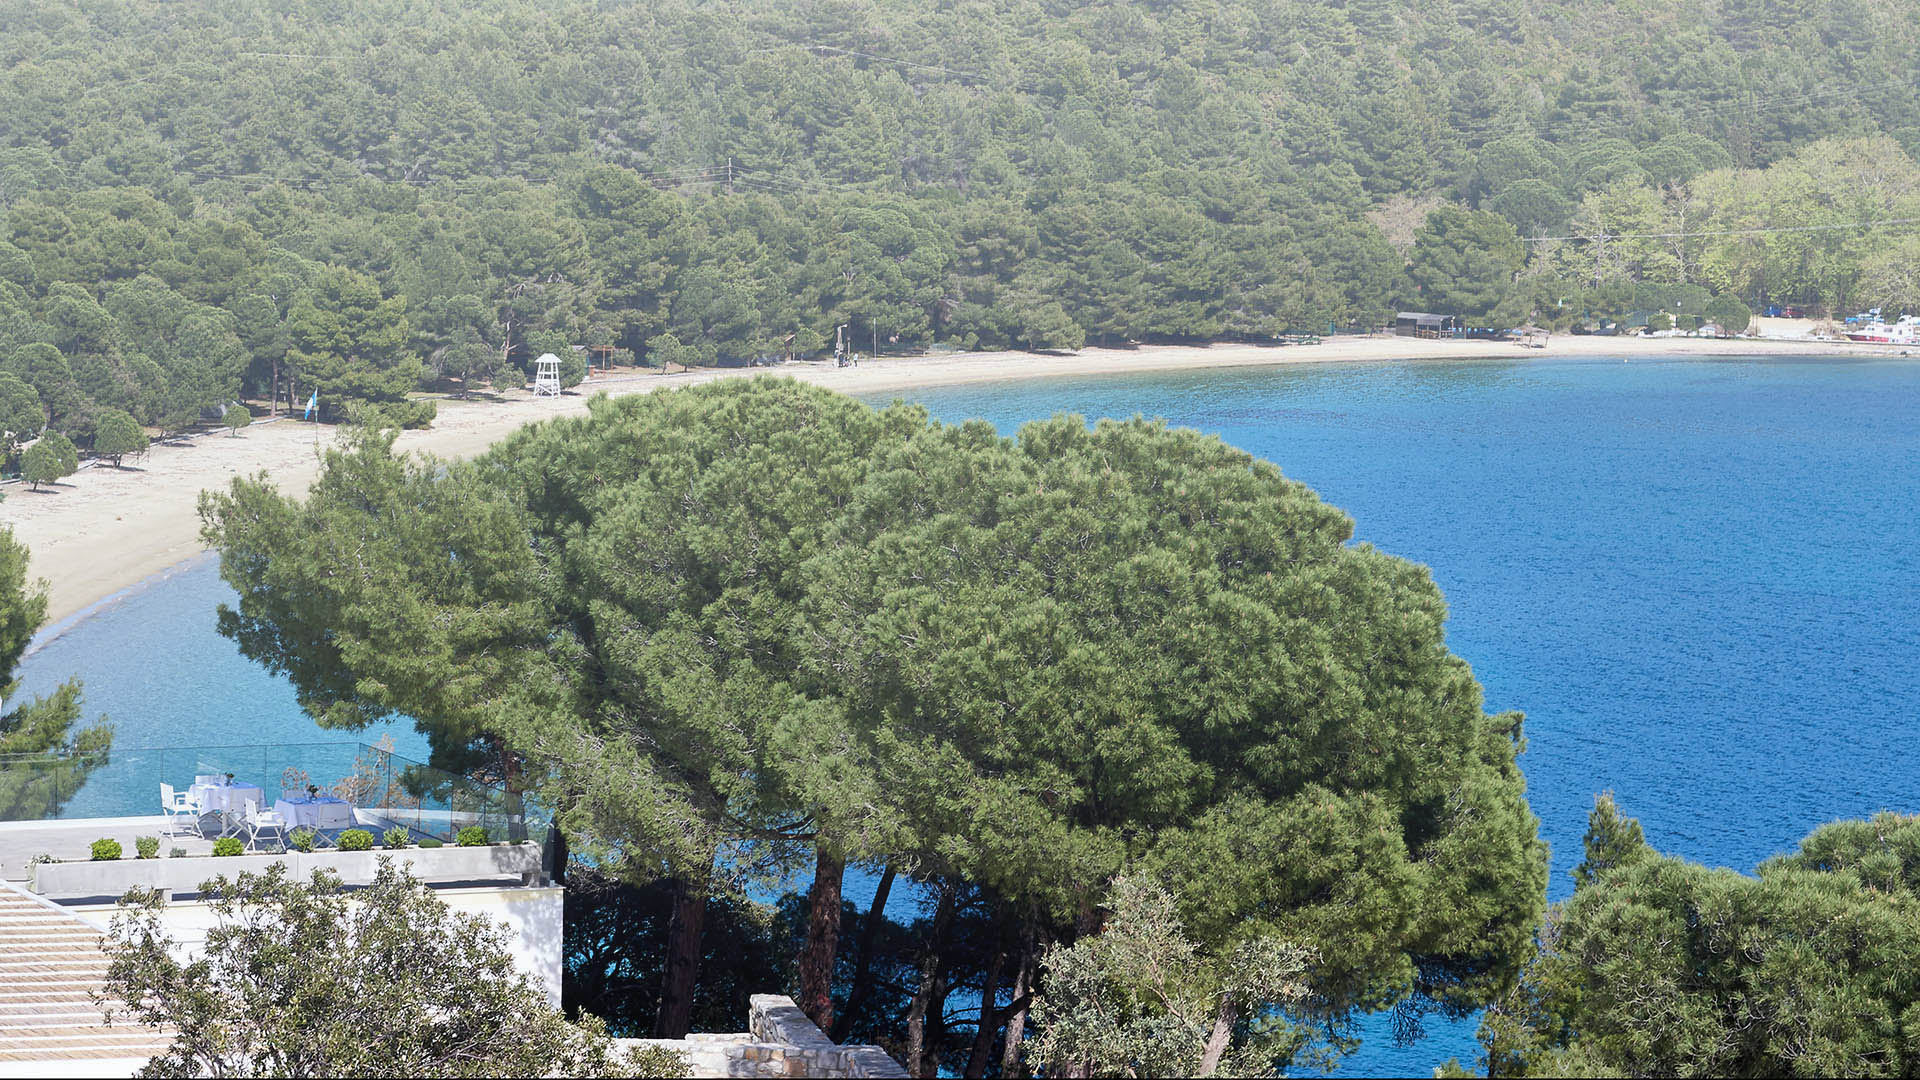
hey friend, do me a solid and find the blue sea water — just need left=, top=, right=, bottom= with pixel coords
left=14, top=556, right=432, bottom=818
left=14, top=353, right=1920, bottom=1074
left=866, top=353, right=1920, bottom=1074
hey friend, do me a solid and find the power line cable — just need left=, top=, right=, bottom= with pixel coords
left=804, top=44, right=990, bottom=83
left=1447, top=76, right=1913, bottom=149
left=731, top=170, right=837, bottom=188
left=1522, top=215, right=1920, bottom=244
left=159, top=161, right=733, bottom=190
left=731, top=169, right=884, bottom=195
left=752, top=39, right=1053, bottom=96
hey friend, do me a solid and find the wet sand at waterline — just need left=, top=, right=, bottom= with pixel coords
left=3, top=330, right=1902, bottom=628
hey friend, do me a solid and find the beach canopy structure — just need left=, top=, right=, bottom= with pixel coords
left=533, top=353, right=562, bottom=397
left=1395, top=312, right=1460, bottom=338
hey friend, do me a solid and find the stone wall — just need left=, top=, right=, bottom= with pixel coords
left=616, top=995, right=907, bottom=1079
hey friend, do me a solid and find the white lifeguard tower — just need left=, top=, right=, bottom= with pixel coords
left=533, top=353, right=562, bottom=397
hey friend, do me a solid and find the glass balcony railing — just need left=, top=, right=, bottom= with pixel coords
left=0, top=741, right=529, bottom=843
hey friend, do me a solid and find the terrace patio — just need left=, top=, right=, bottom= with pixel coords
left=1, top=815, right=225, bottom=883
left=0, top=743, right=909, bottom=1079
left=2, top=740, right=528, bottom=846
left=0, top=815, right=546, bottom=892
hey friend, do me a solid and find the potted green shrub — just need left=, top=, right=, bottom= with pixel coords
left=90, top=838, right=123, bottom=861
left=212, top=837, right=244, bottom=857
left=456, top=826, right=489, bottom=847
left=289, top=827, right=318, bottom=853
left=337, top=829, right=374, bottom=852
left=134, top=836, right=159, bottom=860
left=382, top=827, right=410, bottom=849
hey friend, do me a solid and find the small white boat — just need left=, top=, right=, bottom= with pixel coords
left=1844, top=314, right=1920, bottom=344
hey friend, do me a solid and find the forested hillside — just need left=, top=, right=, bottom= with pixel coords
left=3, top=0, right=1918, bottom=453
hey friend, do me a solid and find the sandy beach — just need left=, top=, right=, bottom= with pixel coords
left=4, top=329, right=1906, bottom=629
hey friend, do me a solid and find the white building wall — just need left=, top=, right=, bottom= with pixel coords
left=69, top=884, right=565, bottom=1005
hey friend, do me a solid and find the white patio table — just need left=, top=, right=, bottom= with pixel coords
left=273, top=795, right=356, bottom=832
left=188, top=779, right=264, bottom=836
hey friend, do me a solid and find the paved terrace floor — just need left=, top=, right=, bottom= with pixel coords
left=0, top=816, right=228, bottom=883
left=0, top=881, right=171, bottom=1072
left=0, top=809, right=465, bottom=884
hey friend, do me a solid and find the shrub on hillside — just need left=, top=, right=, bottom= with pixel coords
left=99, top=861, right=663, bottom=1077
left=22, top=431, right=78, bottom=491
left=93, top=409, right=148, bottom=466
left=1706, top=293, right=1752, bottom=335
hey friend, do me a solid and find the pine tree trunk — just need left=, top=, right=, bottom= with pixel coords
left=963, top=935, right=1005, bottom=1079
left=831, top=864, right=895, bottom=1043
left=653, top=874, right=708, bottom=1038
left=798, top=847, right=845, bottom=1032
left=925, top=964, right=951, bottom=1078
left=906, top=879, right=957, bottom=1078
left=1000, top=915, right=1038, bottom=1078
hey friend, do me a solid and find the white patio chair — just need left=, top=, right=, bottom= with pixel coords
left=159, top=783, right=198, bottom=838
left=244, top=802, right=289, bottom=852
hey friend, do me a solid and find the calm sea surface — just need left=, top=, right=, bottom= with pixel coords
left=18, top=353, right=1920, bottom=1073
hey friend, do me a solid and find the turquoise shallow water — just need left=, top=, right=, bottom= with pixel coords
left=16, top=353, right=1920, bottom=1073
left=14, top=556, right=432, bottom=817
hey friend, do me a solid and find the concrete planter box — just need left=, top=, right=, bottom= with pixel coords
left=298, top=844, right=541, bottom=885
left=32, top=843, right=542, bottom=898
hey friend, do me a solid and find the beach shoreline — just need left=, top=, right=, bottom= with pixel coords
left=5, top=331, right=1908, bottom=627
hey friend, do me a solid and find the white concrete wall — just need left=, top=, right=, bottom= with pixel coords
left=442, top=885, right=565, bottom=1006
left=68, top=884, right=564, bottom=1005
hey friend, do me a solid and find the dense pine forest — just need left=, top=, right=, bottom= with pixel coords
left=9, top=4, right=1920, bottom=1075
left=3, top=0, right=1919, bottom=448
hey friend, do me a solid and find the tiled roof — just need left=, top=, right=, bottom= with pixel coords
left=0, top=882, right=170, bottom=1068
